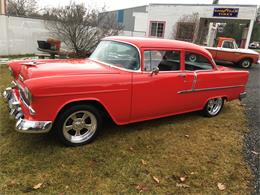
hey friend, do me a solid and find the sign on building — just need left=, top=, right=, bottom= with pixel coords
left=213, top=8, right=239, bottom=17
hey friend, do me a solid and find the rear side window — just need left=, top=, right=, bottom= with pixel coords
left=144, top=50, right=180, bottom=71
left=185, top=52, right=213, bottom=71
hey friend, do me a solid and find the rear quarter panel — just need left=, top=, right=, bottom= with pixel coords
left=193, top=70, right=248, bottom=109
left=236, top=53, right=259, bottom=64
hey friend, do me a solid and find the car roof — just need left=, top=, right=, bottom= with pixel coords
left=103, top=36, right=212, bottom=58
left=217, top=37, right=234, bottom=41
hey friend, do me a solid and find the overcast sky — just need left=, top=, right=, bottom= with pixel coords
left=38, top=0, right=259, bottom=11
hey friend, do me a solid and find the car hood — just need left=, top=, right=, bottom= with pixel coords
left=17, top=59, right=118, bottom=80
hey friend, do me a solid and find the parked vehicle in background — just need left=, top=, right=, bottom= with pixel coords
left=3, top=36, right=249, bottom=146
left=249, top=41, right=260, bottom=49
left=205, top=37, right=259, bottom=69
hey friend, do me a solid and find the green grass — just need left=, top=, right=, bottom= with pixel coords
left=0, top=54, right=35, bottom=59
left=0, top=65, right=253, bottom=194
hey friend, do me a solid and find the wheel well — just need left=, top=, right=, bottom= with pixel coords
left=203, top=96, right=227, bottom=108
left=239, top=57, right=253, bottom=63
left=55, top=100, right=113, bottom=123
left=222, top=96, right=228, bottom=101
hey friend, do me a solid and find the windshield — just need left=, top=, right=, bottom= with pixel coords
left=90, top=40, right=140, bottom=70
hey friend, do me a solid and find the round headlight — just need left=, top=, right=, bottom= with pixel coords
left=24, top=87, right=32, bottom=104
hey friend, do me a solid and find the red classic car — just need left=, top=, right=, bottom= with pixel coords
left=3, top=36, right=249, bottom=146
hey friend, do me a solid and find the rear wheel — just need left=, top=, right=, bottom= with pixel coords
left=55, top=104, right=102, bottom=146
left=239, top=58, right=252, bottom=69
left=202, top=98, right=224, bottom=117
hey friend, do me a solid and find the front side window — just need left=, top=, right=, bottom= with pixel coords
left=185, top=52, right=213, bottom=71
left=150, top=21, right=165, bottom=38
left=144, top=50, right=180, bottom=72
left=90, top=40, right=140, bottom=70
left=222, top=41, right=234, bottom=49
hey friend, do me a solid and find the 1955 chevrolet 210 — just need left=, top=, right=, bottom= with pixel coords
left=3, top=36, right=249, bottom=146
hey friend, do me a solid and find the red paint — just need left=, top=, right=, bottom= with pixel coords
left=8, top=36, right=249, bottom=125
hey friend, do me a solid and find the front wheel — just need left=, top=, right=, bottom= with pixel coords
left=55, top=104, right=102, bottom=146
left=202, top=98, right=224, bottom=117
left=239, top=58, right=252, bottom=69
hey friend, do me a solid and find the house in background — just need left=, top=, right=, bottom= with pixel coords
left=104, top=4, right=258, bottom=49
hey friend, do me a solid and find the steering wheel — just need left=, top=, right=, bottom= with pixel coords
left=189, top=54, right=197, bottom=62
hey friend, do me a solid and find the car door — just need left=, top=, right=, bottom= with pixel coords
left=216, top=40, right=237, bottom=62
left=184, top=51, right=219, bottom=109
left=130, top=49, right=195, bottom=122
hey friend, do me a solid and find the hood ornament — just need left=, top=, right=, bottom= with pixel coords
left=22, top=61, right=37, bottom=66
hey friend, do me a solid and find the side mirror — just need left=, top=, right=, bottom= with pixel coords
left=151, top=67, right=159, bottom=76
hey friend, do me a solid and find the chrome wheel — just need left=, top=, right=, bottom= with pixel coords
left=241, top=60, right=251, bottom=68
left=63, top=110, right=97, bottom=144
left=239, top=59, right=252, bottom=69
left=207, top=98, right=223, bottom=116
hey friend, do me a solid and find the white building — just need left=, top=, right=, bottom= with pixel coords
left=106, top=4, right=258, bottom=48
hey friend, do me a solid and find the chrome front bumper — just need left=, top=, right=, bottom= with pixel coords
left=239, top=92, right=247, bottom=101
left=2, top=87, right=52, bottom=133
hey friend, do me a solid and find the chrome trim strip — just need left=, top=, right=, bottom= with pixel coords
left=11, top=80, right=17, bottom=88
left=239, top=92, right=247, bottom=100
left=22, top=61, right=37, bottom=66
left=192, top=71, right=197, bottom=91
left=20, top=96, right=36, bottom=115
left=178, top=85, right=244, bottom=94
left=18, top=74, right=24, bottom=82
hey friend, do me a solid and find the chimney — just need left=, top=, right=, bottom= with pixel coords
left=0, top=0, right=7, bottom=15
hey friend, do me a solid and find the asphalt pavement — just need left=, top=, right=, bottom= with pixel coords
left=242, top=64, right=260, bottom=195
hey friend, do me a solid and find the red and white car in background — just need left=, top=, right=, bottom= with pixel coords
left=205, top=37, right=259, bottom=69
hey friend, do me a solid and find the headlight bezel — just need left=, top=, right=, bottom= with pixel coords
left=24, top=87, right=32, bottom=104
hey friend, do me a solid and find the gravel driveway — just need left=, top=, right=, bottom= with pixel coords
left=243, top=64, right=260, bottom=195
left=216, top=61, right=260, bottom=194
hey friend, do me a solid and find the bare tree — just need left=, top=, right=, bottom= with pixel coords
left=171, top=13, right=200, bottom=43
left=44, top=3, right=123, bottom=57
left=7, top=0, right=38, bottom=16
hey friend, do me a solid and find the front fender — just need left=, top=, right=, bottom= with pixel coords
left=24, top=73, right=132, bottom=125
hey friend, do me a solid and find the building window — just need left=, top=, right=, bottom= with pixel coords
left=149, top=21, right=165, bottom=38
left=117, top=10, right=124, bottom=24
left=176, top=22, right=195, bottom=42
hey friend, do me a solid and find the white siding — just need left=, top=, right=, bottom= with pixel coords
left=133, top=12, right=148, bottom=32
left=0, top=15, right=50, bottom=56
